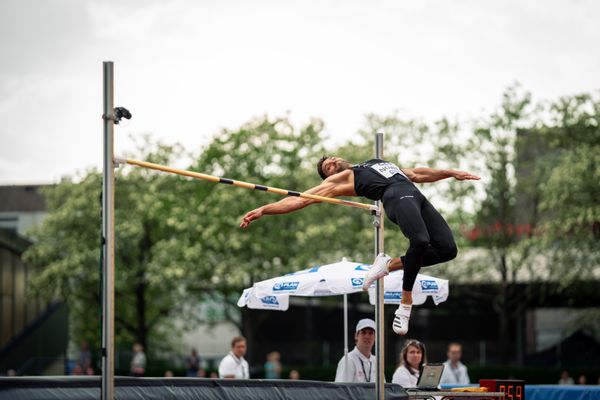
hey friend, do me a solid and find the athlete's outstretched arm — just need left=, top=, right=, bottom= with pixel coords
left=402, top=168, right=480, bottom=183
left=240, top=180, right=337, bottom=228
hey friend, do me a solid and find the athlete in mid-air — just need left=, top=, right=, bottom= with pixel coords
left=240, top=157, right=480, bottom=335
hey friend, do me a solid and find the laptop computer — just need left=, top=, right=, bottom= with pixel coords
left=415, top=363, right=445, bottom=391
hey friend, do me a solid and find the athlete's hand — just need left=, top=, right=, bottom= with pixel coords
left=453, top=170, right=480, bottom=181
left=240, top=208, right=264, bottom=228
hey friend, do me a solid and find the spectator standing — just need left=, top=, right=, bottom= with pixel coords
left=130, top=343, right=146, bottom=377
left=577, top=374, right=587, bottom=385
left=289, top=369, right=300, bottom=380
left=71, top=365, right=83, bottom=375
left=185, top=348, right=201, bottom=377
left=440, top=342, right=470, bottom=385
left=392, top=339, right=427, bottom=387
left=218, top=336, right=250, bottom=379
left=264, top=351, right=282, bottom=379
left=76, top=341, right=92, bottom=372
left=334, top=319, right=377, bottom=383
left=558, top=370, right=574, bottom=385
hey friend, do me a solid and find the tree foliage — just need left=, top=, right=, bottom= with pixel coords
left=25, top=116, right=379, bottom=355
left=24, top=89, right=600, bottom=364
left=535, top=93, right=600, bottom=283
left=359, top=86, right=600, bottom=363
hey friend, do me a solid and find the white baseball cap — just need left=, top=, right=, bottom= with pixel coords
left=355, top=318, right=376, bottom=332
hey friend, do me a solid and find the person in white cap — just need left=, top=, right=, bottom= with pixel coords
left=334, top=319, right=378, bottom=383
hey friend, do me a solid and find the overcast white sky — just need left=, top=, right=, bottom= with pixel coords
left=1, top=0, right=599, bottom=184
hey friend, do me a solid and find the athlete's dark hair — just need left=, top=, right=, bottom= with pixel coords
left=316, top=155, right=329, bottom=180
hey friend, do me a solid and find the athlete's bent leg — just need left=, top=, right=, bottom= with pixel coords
left=420, top=199, right=458, bottom=267
left=382, top=194, right=431, bottom=335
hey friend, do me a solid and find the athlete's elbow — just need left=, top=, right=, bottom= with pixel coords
left=412, top=176, right=428, bottom=184
left=293, top=198, right=314, bottom=210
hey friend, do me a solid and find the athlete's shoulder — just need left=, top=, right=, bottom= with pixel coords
left=356, top=158, right=388, bottom=166
left=323, top=169, right=357, bottom=196
left=324, top=168, right=353, bottom=183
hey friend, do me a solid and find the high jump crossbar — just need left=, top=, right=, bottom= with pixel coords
left=116, top=158, right=379, bottom=212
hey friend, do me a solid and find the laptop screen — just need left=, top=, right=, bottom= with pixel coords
left=417, top=364, right=444, bottom=388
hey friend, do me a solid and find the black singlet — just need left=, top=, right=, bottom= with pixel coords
left=354, top=159, right=458, bottom=293
left=352, top=159, right=412, bottom=201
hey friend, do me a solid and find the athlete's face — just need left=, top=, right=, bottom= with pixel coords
left=322, top=157, right=351, bottom=177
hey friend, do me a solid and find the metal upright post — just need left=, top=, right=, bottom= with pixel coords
left=102, top=61, right=116, bottom=400
left=343, top=293, right=349, bottom=374
left=374, top=133, right=385, bottom=400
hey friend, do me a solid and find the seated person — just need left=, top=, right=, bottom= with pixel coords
left=392, top=339, right=427, bottom=387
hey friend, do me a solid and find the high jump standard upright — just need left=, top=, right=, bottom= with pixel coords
left=101, top=61, right=116, bottom=400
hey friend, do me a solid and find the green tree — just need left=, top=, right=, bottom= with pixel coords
left=349, top=110, right=536, bottom=367
left=25, top=116, right=380, bottom=360
left=432, top=87, right=600, bottom=363
left=152, top=116, right=380, bottom=358
left=24, top=172, right=104, bottom=351
left=536, top=93, right=600, bottom=285
left=465, top=85, right=535, bottom=363
left=25, top=140, right=196, bottom=354
left=357, top=112, right=482, bottom=252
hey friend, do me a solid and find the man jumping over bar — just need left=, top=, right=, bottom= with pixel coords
left=240, top=157, right=480, bottom=335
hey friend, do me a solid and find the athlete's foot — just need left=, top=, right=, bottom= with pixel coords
left=362, top=253, right=391, bottom=291
left=392, top=303, right=412, bottom=335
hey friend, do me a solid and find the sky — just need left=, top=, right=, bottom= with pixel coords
left=1, top=0, right=599, bottom=184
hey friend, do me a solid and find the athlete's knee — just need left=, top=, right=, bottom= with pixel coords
left=439, top=242, right=458, bottom=261
left=409, top=234, right=430, bottom=253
